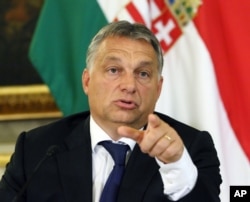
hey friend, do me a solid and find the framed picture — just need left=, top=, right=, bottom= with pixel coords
left=0, top=0, right=62, bottom=120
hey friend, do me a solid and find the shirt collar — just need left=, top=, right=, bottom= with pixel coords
left=90, top=116, right=136, bottom=152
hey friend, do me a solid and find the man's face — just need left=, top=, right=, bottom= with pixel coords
left=83, top=36, right=163, bottom=132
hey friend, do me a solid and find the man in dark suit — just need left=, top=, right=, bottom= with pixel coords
left=0, top=20, right=222, bottom=202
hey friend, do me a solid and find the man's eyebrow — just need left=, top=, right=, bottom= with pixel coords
left=104, top=56, right=122, bottom=62
left=137, top=61, right=154, bottom=68
left=104, top=56, right=154, bottom=68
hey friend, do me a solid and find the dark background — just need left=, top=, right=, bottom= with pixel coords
left=0, top=0, right=44, bottom=86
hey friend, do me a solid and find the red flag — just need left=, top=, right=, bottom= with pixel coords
left=194, top=0, right=250, bottom=159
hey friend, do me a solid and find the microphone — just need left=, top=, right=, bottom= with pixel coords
left=12, top=145, right=61, bottom=202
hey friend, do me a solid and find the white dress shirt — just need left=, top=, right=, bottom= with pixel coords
left=90, top=116, right=197, bottom=202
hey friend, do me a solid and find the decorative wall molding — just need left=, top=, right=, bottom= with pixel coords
left=0, top=85, right=62, bottom=120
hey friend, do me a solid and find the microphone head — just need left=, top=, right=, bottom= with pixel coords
left=12, top=145, right=62, bottom=202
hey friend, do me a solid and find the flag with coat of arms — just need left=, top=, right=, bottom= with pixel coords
left=30, top=0, right=250, bottom=201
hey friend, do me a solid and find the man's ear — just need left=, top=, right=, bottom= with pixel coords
left=82, top=69, right=90, bottom=95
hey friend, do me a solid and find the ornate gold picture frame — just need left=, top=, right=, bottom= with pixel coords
left=0, top=85, right=62, bottom=121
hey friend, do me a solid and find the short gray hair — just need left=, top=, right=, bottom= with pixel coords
left=86, top=20, right=164, bottom=74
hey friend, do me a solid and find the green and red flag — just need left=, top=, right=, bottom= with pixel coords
left=30, top=1, right=250, bottom=201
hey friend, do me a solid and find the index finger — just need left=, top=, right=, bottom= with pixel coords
left=147, top=114, right=161, bottom=129
left=118, top=126, right=144, bottom=143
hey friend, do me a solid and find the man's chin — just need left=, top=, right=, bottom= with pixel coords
left=108, top=111, right=143, bottom=127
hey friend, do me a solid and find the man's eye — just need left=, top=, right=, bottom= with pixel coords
left=108, top=68, right=118, bottom=74
left=139, top=71, right=150, bottom=78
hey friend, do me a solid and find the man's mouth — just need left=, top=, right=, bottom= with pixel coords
left=114, top=99, right=138, bottom=110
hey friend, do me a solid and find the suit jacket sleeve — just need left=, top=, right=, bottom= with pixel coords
left=154, top=112, right=222, bottom=202
left=179, top=130, right=222, bottom=202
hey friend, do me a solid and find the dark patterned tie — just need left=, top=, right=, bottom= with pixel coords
left=99, top=141, right=129, bottom=202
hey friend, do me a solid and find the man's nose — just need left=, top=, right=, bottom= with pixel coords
left=119, top=73, right=136, bottom=93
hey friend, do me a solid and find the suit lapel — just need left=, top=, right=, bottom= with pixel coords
left=118, top=145, right=160, bottom=202
left=53, top=115, right=161, bottom=202
left=56, top=117, right=93, bottom=202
